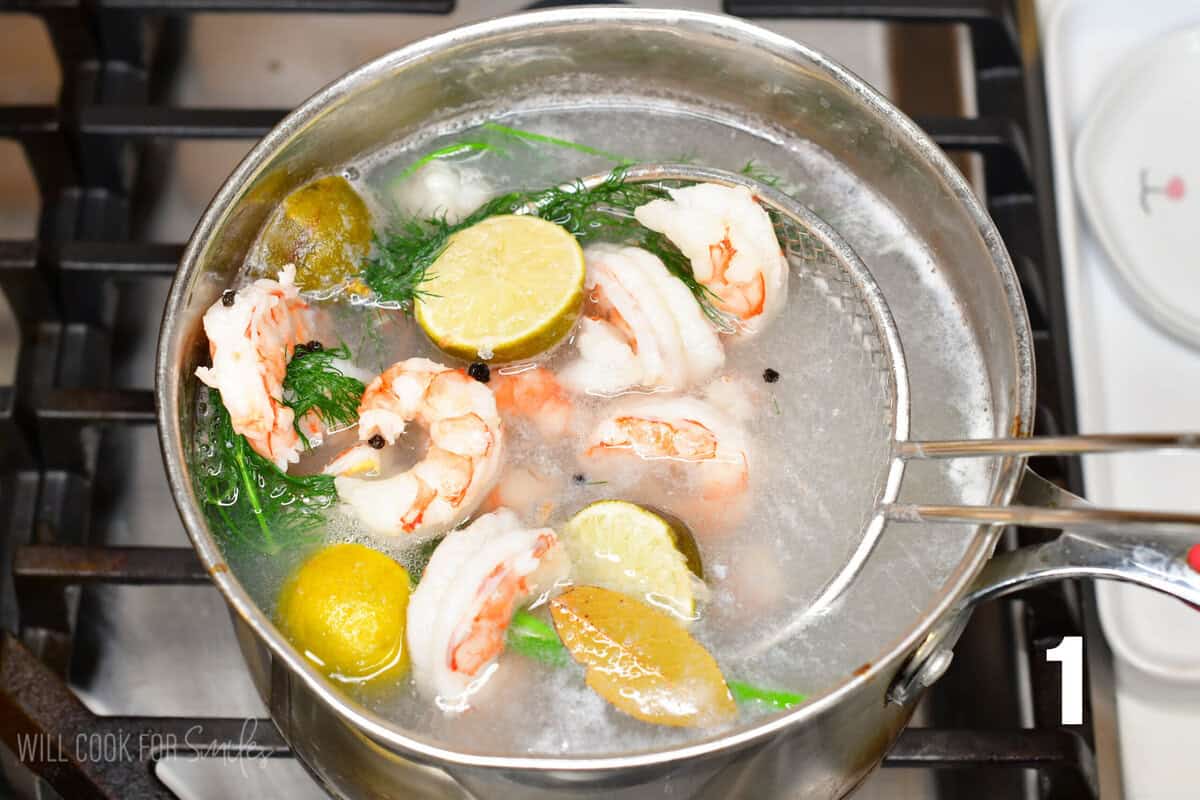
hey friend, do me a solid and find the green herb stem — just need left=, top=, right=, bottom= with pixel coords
left=394, top=122, right=628, bottom=189
left=396, top=141, right=503, bottom=181
left=482, top=122, right=632, bottom=164
left=198, top=391, right=336, bottom=555
left=726, top=680, right=806, bottom=710
left=739, top=159, right=783, bottom=188
left=507, top=609, right=570, bottom=666
left=232, top=437, right=274, bottom=549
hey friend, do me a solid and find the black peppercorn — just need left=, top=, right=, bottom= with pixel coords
left=467, top=362, right=491, bottom=383
left=221, top=289, right=236, bottom=307
left=763, top=368, right=780, bottom=383
left=572, top=473, right=586, bottom=484
left=306, top=340, right=322, bottom=352
left=368, top=434, right=386, bottom=450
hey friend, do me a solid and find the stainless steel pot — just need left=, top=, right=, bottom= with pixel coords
left=156, top=8, right=1200, bottom=799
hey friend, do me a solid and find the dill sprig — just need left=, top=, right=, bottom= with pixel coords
left=282, top=342, right=365, bottom=448
left=196, top=391, right=336, bottom=555
left=365, top=168, right=725, bottom=324
left=364, top=216, right=452, bottom=310
left=739, top=159, right=782, bottom=188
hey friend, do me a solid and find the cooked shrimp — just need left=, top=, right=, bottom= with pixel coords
left=583, top=396, right=750, bottom=526
left=634, top=184, right=788, bottom=336
left=702, top=375, right=760, bottom=422
left=725, top=540, right=788, bottom=615
left=407, top=509, right=569, bottom=708
left=490, top=367, right=572, bottom=439
left=392, top=159, right=493, bottom=224
left=483, top=466, right=561, bottom=524
left=559, top=244, right=724, bottom=395
left=324, top=358, right=503, bottom=541
left=194, top=264, right=324, bottom=470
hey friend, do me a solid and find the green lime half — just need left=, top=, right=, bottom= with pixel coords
left=259, top=175, right=372, bottom=293
left=415, top=215, right=584, bottom=362
left=563, top=500, right=704, bottom=621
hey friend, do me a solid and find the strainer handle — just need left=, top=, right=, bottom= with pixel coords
left=897, top=431, right=1200, bottom=459
left=886, top=468, right=1200, bottom=595
left=968, top=469, right=1200, bottom=606
left=886, top=502, right=1200, bottom=537
left=886, top=468, right=1200, bottom=705
left=888, top=430, right=1200, bottom=560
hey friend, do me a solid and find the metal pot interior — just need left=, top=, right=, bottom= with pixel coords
left=157, top=7, right=1032, bottom=767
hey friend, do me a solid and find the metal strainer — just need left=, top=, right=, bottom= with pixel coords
left=575, top=163, right=1200, bottom=628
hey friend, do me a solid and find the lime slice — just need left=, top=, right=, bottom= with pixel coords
left=259, top=175, right=371, bottom=293
left=415, top=215, right=584, bottom=362
left=563, top=500, right=703, bottom=621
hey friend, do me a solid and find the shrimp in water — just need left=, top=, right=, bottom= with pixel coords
left=392, top=160, right=493, bottom=224
left=194, top=264, right=325, bottom=470
left=634, top=184, right=788, bottom=336
left=490, top=367, right=573, bottom=439
left=324, top=358, right=503, bottom=541
left=583, top=396, right=750, bottom=533
left=407, top=508, right=569, bottom=708
left=483, top=465, right=562, bottom=525
left=702, top=374, right=760, bottom=423
left=559, top=244, right=724, bottom=395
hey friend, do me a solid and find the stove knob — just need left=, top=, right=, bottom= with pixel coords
left=1187, top=544, right=1200, bottom=573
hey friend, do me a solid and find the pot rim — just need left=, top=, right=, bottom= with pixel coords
left=155, top=6, right=1035, bottom=773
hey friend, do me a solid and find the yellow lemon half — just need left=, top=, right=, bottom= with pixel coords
left=277, top=543, right=411, bottom=684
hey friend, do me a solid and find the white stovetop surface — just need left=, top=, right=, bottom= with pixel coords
left=1039, top=0, right=1200, bottom=798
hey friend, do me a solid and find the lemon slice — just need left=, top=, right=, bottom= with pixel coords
left=415, top=215, right=584, bottom=362
left=277, top=543, right=412, bottom=684
left=551, top=586, right=736, bottom=727
left=563, top=500, right=703, bottom=621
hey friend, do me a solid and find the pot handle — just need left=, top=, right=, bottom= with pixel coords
left=887, top=468, right=1200, bottom=705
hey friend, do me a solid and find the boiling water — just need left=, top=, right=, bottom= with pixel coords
left=216, top=99, right=995, bottom=757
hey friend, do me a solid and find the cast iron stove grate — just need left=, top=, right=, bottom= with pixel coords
left=0, top=0, right=1099, bottom=797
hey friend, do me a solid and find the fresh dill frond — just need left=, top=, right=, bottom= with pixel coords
left=282, top=343, right=366, bottom=448
left=365, top=167, right=725, bottom=323
left=196, top=390, right=335, bottom=555
left=363, top=218, right=452, bottom=310
left=395, top=122, right=626, bottom=190
left=740, top=159, right=782, bottom=188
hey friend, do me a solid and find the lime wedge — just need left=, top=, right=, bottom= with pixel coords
left=415, top=215, right=584, bottom=362
left=563, top=500, right=703, bottom=621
